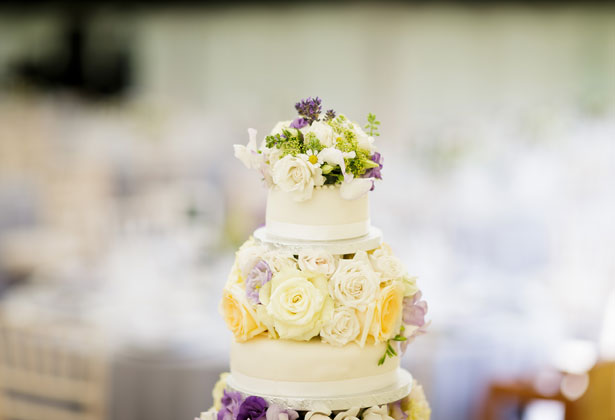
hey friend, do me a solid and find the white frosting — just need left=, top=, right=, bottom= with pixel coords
left=226, top=369, right=414, bottom=411
left=229, top=371, right=397, bottom=397
left=266, top=186, right=370, bottom=241
left=230, top=337, right=400, bottom=398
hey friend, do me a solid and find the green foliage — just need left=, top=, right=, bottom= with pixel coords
left=304, top=133, right=324, bottom=152
left=265, top=129, right=305, bottom=156
left=378, top=326, right=406, bottom=366
left=365, top=113, right=381, bottom=137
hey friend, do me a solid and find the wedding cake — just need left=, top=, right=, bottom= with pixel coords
left=196, top=98, right=431, bottom=420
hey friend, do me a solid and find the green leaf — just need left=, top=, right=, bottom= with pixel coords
left=387, top=342, right=398, bottom=356
left=321, top=164, right=334, bottom=174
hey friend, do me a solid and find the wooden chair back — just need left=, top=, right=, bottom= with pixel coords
left=0, top=321, right=107, bottom=420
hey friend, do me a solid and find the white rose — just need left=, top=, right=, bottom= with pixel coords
left=260, top=269, right=333, bottom=341
left=302, top=121, right=336, bottom=147
left=234, top=128, right=263, bottom=169
left=298, top=249, right=337, bottom=276
left=362, top=406, right=394, bottom=420
left=353, top=123, right=376, bottom=154
left=270, top=120, right=293, bottom=136
left=236, top=239, right=268, bottom=278
left=264, top=250, right=298, bottom=273
left=369, top=251, right=406, bottom=282
left=329, top=251, right=380, bottom=311
left=272, top=155, right=324, bottom=202
left=320, top=306, right=361, bottom=346
left=265, top=147, right=284, bottom=165
left=333, top=408, right=360, bottom=420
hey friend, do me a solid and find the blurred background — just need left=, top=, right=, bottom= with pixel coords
left=0, top=2, right=614, bottom=420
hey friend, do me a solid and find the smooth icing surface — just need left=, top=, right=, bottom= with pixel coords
left=230, top=336, right=400, bottom=397
left=266, top=186, right=369, bottom=241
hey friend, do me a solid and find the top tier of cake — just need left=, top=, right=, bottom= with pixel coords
left=266, top=185, right=370, bottom=241
left=234, top=97, right=383, bottom=242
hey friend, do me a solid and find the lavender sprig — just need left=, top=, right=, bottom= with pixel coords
left=324, top=109, right=336, bottom=121
left=295, top=97, right=322, bottom=125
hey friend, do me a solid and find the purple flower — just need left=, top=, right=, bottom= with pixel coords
left=237, top=396, right=268, bottom=420
left=246, top=260, right=272, bottom=304
left=324, top=109, right=336, bottom=121
left=217, top=390, right=243, bottom=420
left=398, top=291, right=430, bottom=354
left=290, top=117, right=309, bottom=129
left=403, top=291, right=428, bottom=327
left=388, top=399, right=408, bottom=420
left=265, top=404, right=299, bottom=420
left=363, top=152, right=383, bottom=181
left=294, top=97, right=322, bottom=124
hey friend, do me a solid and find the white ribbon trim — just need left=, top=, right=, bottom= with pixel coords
left=229, top=369, right=399, bottom=397
left=265, top=219, right=370, bottom=241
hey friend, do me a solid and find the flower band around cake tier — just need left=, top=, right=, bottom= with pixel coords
left=220, top=236, right=429, bottom=367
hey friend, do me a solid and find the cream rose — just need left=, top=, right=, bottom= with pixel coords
left=298, top=249, right=337, bottom=276
left=369, top=282, right=404, bottom=342
left=305, top=408, right=332, bottom=420
left=329, top=251, right=380, bottom=311
left=301, top=121, right=336, bottom=147
left=220, top=285, right=266, bottom=341
left=264, top=250, right=298, bottom=274
left=369, top=251, right=406, bottom=282
left=259, top=268, right=333, bottom=341
left=320, top=306, right=361, bottom=346
left=333, top=408, right=360, bottom=420
left=226, top=262, right=243, bottom=286
left=272, top=155, right=324, bottom=202
left=362, top=405, right=394, bottom=420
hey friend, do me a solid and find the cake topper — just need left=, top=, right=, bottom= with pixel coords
left=234, top=97, right=384, bottom=202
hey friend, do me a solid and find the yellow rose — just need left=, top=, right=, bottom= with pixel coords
left=220, top=285, right=266, bottom=341
left=369, top=282, right=404, bottom=342
left=212, top=372, right=229, bottom=410
left=260, top=268, right=333, bottom=341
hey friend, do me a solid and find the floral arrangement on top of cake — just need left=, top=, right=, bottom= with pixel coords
left=220, top=238, right=429, bottom=365
left=234, top=97, right=383, bottom=202
left=198, top=374, right=431, bottom=420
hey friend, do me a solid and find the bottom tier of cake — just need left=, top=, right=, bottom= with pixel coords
left=195, top=372, right=431, bottom=420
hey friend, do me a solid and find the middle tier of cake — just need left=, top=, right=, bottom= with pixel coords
left=230, top=337, right=401, bottom=397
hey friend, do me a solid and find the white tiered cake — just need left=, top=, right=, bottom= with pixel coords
left=197, top=98, right=430, bottom=420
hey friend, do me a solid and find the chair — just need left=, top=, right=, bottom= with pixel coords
left=479, top=362, right=615, bottom=420
left=0, top=321, right=108, bottom=420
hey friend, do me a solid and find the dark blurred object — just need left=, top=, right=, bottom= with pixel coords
left=479, top=362, right=615, bottom=420
left=9, top=11, right=131, bottom=98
